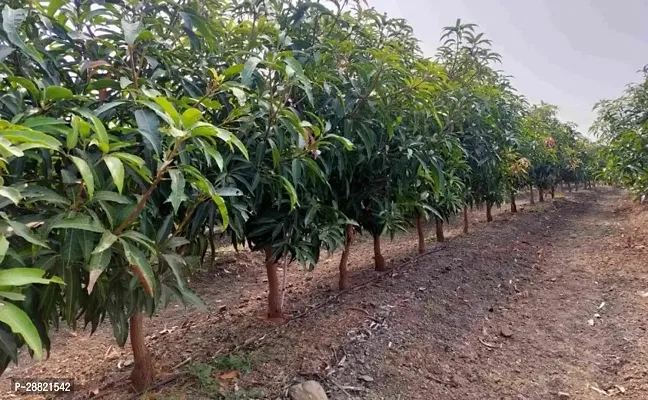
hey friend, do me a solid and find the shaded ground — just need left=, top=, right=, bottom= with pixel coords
left=3, top=187, right=647, bottom=399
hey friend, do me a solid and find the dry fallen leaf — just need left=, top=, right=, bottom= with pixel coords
left=219, top=370, right=239, bottom=380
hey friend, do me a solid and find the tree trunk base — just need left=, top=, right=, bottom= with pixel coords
left=373, top=234, right=386, bottom=271
left=338, top=225, right=354, bottom=290
left=435, top=218, right=444, bottom=242
left=539, top=188, right=545, bottom=202
left=529, top=186, right=535, bottom=204
left=510, top=192, right=517, bottom=213
left=265, top=249, right=283, bottom=320
left=416, top=214, right=425, bottom=254
left=486, top=202, right=493, bottom=222
left=130, top=312, right=155, bottom=392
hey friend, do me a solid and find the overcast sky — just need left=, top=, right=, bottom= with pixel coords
left=367, top=0, right=648, bottom=138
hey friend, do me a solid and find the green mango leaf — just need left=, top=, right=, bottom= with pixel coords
left=75, top=108, right=109, bottom=153
left=0, top=126, right=62, bottom=150
left=0, top=301, right=43, bottom=361
left=214, top=128, right=249, bottom=160
left=44, top=86, right=74, bottom=102
left=134, top=109, right=161, bottom=155
left=324, top=134, right=355, bottom=150
left=7, top=77, right=40, bottom=102
left=0, top=235, right=8, bottom=264
left=161, top=253, right=186, bottom=289
left=21, top=186, right=70, bottom=206
left=47, top=0, right=66, bottom=17
left=93, top=191, right=132, bottom=204
left=181, top=108, right=202, bottom=128
left=0, top=45, right=14, bottom=62
left=241, top=56, right=261, bottom=86
left=86, top=250, right=111, bottom=294
left=4, top=219, right=48, bottom=248
left=51, top=216, right=105, bottom=233
left=93, top=231, right=118, bottom=254
left=121, top=240, right=155, bottom=297
left=167, top=169, right=188, bottom=214
left=0, top=187, right=21, bottom=205
left=2, top=6, right=46, bottom=69
left=121, top=19, right=141, bottom=46
left=210, top=192, right=229, bottom=231
left=70, top=156, right=95, bottom=200
left=279, top=176, right=298, bottom=210
left=0, top=268, right=64, bottom=286
left=103, top=156, right=124, bottom=194
left=153, top=97, right=180, bottom=126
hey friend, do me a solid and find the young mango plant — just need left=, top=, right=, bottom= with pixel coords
left=0, top=1, right=250, bottom=389
left=210, top=1, right=349, bottom=319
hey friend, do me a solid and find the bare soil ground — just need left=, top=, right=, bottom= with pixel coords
left=3, top=187, right=648, bottom=400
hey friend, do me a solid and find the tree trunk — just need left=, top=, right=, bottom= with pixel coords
left=416, top=214, right=425, bottom=254
left=529, top=185, right=535, bottom=204
left=575, top=182, right=579, bottom=191
left=129, top=312, right=155, bottom=392
left=373, top=233, right=386, bottom=271
left=463, top=207, right=469, bottom=234
left=567, top=182, right=572, bottom=192
left=551, top=186, right=555, bottom=198
left=486, top=201, right=493, bottom=222
left=264, top=248, right=282, bottom=319
left=434, top=217, right=444, bottom=242
left=510, top=191, right=517, bottom=213
left=338, top=225, right=354, bottom=290
left=538, top=188, right=545, bottom=202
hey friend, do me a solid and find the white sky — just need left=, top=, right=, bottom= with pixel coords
left=367, top=0, right=648, bottom=138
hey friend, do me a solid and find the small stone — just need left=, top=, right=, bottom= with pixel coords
left=500, top=326, right=513, bottom=338
left=588, top=319, right=595, bottom=326
left=123, top=359, right=134, bottom=367
left=289, top=380, right=328, bottom=400
left=557, top=392, right=570, bottom=399
left=594, top=313, right=601, bottom=318
left=218, top=305, right=227, bottom=312
left=359, top=375, right=374, bottom=382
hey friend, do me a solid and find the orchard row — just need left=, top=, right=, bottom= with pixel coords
left=0, top=0, right=598, bottom=390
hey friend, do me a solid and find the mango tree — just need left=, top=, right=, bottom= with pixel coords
left=0, top=1, right=252, bottom=389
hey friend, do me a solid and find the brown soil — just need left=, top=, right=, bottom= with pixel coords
left=3, top=187, right=648, bottom=399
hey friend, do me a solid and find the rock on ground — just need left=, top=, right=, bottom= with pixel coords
left=289, top=380, right=328, bottom=400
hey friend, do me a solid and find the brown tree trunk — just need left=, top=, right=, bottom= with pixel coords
left=463, top=206, right=469, bottom=234
left=510, top=191, right=517, bottom=213
left=435, top=217, right=444, bottom=242
left=264, top=248, right=282, bottom=319
left=373, top=233, right=386, bottom=271
left=575, top=182, right=579, bottom=191
left=338, top=225, right=354, bottom=290
left=486, top=201, right=493, bottom=222
left=551, top=186, right=555, bottom=198
left=129, top=312, right=155, bottom=392
left=538, top=188, right=545, bottom=202
left=416, top=214, right=425, bottom=254
left=529, top=185, right=535, bottom=204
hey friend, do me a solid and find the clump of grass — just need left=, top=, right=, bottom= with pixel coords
left=213, top=354, right=252, bottom=373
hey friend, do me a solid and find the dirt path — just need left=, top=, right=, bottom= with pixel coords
left=3, top=188, right=648, bottom=400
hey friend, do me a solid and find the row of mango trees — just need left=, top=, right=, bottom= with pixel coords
left=0, top=0, right=598, bottom=390
left=593, top=68, right=648, bottom=195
